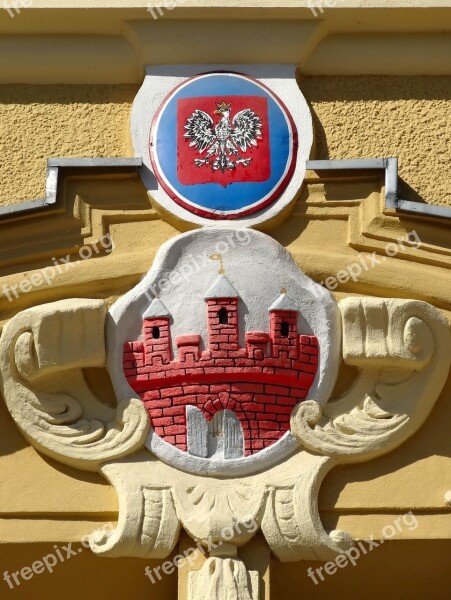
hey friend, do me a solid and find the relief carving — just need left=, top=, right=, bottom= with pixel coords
left=1, top=230, right=449, bottom=599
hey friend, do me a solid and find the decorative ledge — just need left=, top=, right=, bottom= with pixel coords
left=1, top=155, right=450, bottom=222
left=306, top=158, right=451, bottom=220
left=0, top=158, right=143, bottom=218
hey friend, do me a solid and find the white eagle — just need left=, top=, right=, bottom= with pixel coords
left=184, top=100, right=263, bottom=173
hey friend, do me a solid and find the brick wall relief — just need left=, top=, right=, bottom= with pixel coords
left=123, top=274, right=319, bottom=458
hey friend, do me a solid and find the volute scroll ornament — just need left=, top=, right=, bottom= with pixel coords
left=0, top=298, right=149, bottom=472
left=291, top=297, right=450, bottom=463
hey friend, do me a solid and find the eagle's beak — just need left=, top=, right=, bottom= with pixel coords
left=214, top=109, right=222, bottom=115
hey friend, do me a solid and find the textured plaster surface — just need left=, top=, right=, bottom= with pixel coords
left=303, top=75, right=451, bottom=207
left=0, top=84, right=137, bottom=206
left=0, top=77, right=450, bottom=209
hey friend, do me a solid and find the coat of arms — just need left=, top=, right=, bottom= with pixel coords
left=184, top=100, right=263, bottom=172
left=139, top=67, right=308, bottom=223
left=1, top=65, right=449, bottom=600
left=122, top=273, right=319, bottom=459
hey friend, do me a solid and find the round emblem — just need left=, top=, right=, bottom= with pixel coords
left=150, top=72, right=298, bottom=219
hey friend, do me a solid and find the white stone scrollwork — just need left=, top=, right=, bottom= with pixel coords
left=0, top=293, right=449, bottom=597
left=0, top=299, right=149, bottom=471
left=291, top=298, right=451, bottom=462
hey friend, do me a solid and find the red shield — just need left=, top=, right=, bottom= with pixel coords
left=177, top=95, right=270, bottom=186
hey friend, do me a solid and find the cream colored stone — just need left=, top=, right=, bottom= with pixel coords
left=0, top=298, right=149, bottom=471
left=188, top=556, right=258, bottom=600
left=97, top=451, right=351, bottom=562
left=292, top=297, right=450, bottom=462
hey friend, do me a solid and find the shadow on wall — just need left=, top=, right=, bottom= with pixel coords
left=272, top=540, right=451, bottom=600
left=300, top=75, right=451, bottom=207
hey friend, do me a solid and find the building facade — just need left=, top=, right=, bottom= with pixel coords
left=0, top=2, right=450, bottom=599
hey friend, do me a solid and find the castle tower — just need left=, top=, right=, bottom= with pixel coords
left=204, top=275, right=240, bottom=354
left=268, top=291, right=299, bottom=359
left=142, top=297, right=172, bottom=365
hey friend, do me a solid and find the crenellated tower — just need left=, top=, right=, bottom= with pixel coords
left=142, top=297, right=172, bottom=365
left=123, top=275, right=319, bottom=456
left=268, top=291, right=300, bottom=359
left=204, top=274, right=240, bottom=354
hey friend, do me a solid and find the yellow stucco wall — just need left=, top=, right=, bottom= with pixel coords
left=0, top=5, right=450, bottom=595
left=0, top=76, right=450, bottom=208
left=303, top=75, right=451, bottom=207
left=0, top=84, right=136, bottom=205
left=272, top=540, right=451, bottom=600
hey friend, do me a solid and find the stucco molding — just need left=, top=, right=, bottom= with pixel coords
left=0, top=245, right=449, bottom=597
left=292, top=297, right=451, bottom=462
left=0, top=298, right=149, bottom=471
left=1, top=8, right=450, bottom=83
left=0, top=157, right=143, bottom=218
left=94, top=451, right=351, bottom=562
left=306, top=158, right=451, bottom=221
left=2, top=156, right=451, bottom=222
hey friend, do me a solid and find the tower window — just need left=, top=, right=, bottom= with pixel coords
left=280, top=322, right=289, bottom=337
left=152, top=326, right=160, bottom=339
left=218, top=308, right=228, bottom=325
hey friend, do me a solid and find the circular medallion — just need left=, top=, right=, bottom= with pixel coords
left=150, top=72, right=298, bottom=220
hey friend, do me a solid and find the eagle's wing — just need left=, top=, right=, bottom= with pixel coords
left=184, top=110, right=215, bottom=153
left=231, top=109, right=263, bottom=152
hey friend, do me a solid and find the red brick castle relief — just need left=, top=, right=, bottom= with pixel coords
left=123, top=275, right=318, bottom=458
